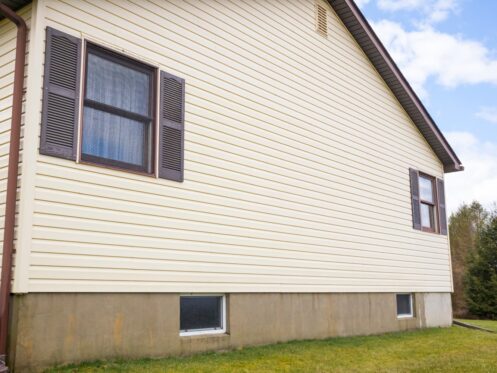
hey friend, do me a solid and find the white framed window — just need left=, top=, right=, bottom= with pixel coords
left=179, top=294, right=226, bottom=336
left=396, top=293, right=414, bottom=318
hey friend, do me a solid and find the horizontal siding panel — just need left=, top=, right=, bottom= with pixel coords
left=29, top=253, right=449, bottom=280
left=33, top=201, right=449, bottom=253
left=31, top=225, right=449, bottom=267
left=31, top=240, right=450, bottom=273
left=29, top=267, right=451, bottom=287
left=32, top=213, right=450, bottom=259
left=29, top=0, right=451, bottom=292
left=180, top=0, right=439, bottom=153
left=37, top=160, right=426, bottom=225
left=34, top=185, right=446, bottom=246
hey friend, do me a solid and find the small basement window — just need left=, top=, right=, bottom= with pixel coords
left=396, top=293, right=414, bottom=318
left=180, top=295, right=226, bottom=336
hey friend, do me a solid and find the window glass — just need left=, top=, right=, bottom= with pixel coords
left=419, top=176, right=434, bottom=203
left=420, top=203, right=434, bottom=229
left=86, top=53, right=150, bottom=116
left=396, top=294, right=412, bottom=317
left=81, top=46, right=153, bottom=172
left=82, top=108, right=147, bottom=166
left=180, top=296, right=223, bottom=332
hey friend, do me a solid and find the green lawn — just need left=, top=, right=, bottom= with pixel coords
left=48, top=325, right=497, bottom=373
left=457, top=319, right=497, bottom=332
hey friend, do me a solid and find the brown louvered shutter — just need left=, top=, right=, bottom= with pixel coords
left=40, top=27, right=81, bottom=160
left=159, top=71, right=185, bottom=182
left=437, top=178, right=448, bottom=235
left=409, top=168, right=421, bottom=230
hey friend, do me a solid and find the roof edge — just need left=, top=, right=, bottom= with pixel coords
left=329, top=0, right=463, bottom=173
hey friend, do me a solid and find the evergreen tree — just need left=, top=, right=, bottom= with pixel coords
left=464, top=214, right=497, bottom=319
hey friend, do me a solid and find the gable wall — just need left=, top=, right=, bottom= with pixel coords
left=20, top=0, right=450, bottom=292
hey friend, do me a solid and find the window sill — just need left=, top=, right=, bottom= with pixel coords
left=397, top=315, right=415, bottom=320
left=180, top=329, right=228, bottom=338
left=78, top=159, right=156, bottom=178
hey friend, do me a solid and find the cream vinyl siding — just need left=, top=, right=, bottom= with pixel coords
left=0, top=5, right=31, bottom=281
left=27, top=0, right=450, bottom=292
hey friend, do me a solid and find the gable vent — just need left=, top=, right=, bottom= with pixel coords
left=315, top=2, right=328, bottom=37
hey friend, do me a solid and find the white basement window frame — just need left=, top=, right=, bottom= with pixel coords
left=179, top=294, right=227, bottom=337
left=396, top=293, right=414, bottom=319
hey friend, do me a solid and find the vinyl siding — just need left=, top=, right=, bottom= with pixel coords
left=27, top=0, right=450, bottom=292
left=0, top=5, right=31, bottom=282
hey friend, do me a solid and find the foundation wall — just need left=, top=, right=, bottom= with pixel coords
left=8, top=292, right=451, bottom=372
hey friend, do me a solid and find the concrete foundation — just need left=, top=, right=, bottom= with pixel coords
left=8, top=292, right=452, bottom=372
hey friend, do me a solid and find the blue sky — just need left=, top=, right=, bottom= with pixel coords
left=356, top=0, right=497, bottom=214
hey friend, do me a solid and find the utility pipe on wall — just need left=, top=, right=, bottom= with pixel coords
left=0, top=3, right=27, bottom=369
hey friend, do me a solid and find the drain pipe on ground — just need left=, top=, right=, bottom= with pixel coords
left=0, top=3, right=27, bottom=372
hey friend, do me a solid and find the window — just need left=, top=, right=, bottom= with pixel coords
left=180, top=295, right=226, bottom=336
left=419, top=174, right=437, bottom=232
left=409, top=168, right=447, bottom=235
left=40, top=27, right=186, bottom=182
left=81, top=44, right=155, bottom=173
left=396, top=293, right=413, bottom=318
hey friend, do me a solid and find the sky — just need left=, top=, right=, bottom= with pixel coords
left=355, top=0, right=497, bottom=215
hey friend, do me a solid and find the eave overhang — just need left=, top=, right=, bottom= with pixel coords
left=329, top=0, right=463, bottom=173
left=0, top=0, right=30, bottom=21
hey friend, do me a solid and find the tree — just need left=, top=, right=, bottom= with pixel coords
left=464, top=213, right=497, bottom=319
left=449, top=202, right=488, bottom=317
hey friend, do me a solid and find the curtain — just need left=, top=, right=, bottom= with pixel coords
left=82, top=52, right=150, bottom=167
left=82, top=107, right=146, bottom=166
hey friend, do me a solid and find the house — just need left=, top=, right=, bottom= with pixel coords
left=0, top=0, right=463, bottom=371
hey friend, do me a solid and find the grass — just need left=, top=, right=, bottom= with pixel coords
left=48, top=325, right=497, bottom=373
left=457, top=319, right=497, bottom=332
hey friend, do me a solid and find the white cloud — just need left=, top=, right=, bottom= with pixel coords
left=444, top=132, right=497, bottom=215
left=354, top=0, right=371, bottom=7
left=371, top=20, right=497, bottom=97
left=476, top=107, right=497, bottom=124
left=376, top=0, right=458, bottom=24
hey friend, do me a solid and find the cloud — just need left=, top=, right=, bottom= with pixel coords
left=444, top=132, right=497, bottom=215
left=354, top=0, right=371, bottom=7
left=476, top=107, right=497, bottom=124
left=377, top=0, right=458, bottom=24
left=370, top=20, right=497, bottom=97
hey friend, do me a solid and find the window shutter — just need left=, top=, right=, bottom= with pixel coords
left=159, top=71, right=185, bottom=182
left=40, top=27, right=81, bottom=160
left=437, top=178, right=448, bottom=235
left=409, top=168, right=421, bottom=230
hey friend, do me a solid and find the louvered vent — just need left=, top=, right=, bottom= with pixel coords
left=316, top=3, right=328, bottom=37
left=45, top=92, right=75, bottom=147
left=49, top=35, right=79, bottom=90
left=162, top=76, right=183, bottom=123
left=161, top=126, right=182, bottom=171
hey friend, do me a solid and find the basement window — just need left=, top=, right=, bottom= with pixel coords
left=396, top=293, right=414, bottom=318
left=180, top=295, right=226, bottom=336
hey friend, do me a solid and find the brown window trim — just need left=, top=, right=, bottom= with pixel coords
left=80, top=42, right=157, bottom=175
left=419, top=173, right=439, bottom=234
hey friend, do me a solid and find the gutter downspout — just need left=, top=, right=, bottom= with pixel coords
left=0, top=3, right=27, bottom=370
